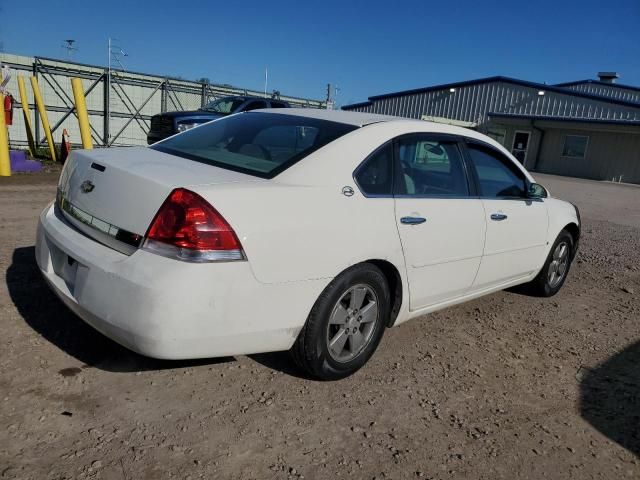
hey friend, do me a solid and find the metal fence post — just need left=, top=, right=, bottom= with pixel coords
left=33, top=61, right=40, bottom=149
left=71, top=78, right=93, bottom=149
left=161, top=79, right=167, bottom=113
left=0, top=93, right=11, bottom=176
left=103, top=69, right=110, bottom=146
left=17, top=75, right=37, bottom=156
left=30, top=76, right=57, bottom=162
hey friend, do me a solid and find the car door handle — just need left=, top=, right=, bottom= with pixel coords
left=400, top=216, right=427, bottom=225
left=490, top=213, right=508, bottom=221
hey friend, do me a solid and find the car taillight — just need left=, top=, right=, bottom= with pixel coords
left=142, top=188, right=245, bottom=262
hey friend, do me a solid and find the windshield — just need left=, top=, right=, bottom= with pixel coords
left=151, top=112, right=358, bottom=178
left=201, top=97, right=246, bottom=114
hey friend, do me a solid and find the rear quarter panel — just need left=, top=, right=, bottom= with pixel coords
left=191, top=181, right=405, bottom=285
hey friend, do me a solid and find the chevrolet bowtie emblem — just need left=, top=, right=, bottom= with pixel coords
left=80, top=180, right=95, bottom=193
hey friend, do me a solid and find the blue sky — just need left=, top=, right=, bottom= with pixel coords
left=1, top=0, right=639, bottom=106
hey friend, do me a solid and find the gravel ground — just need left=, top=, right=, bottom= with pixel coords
left=1, top=168, right=639, bottom=479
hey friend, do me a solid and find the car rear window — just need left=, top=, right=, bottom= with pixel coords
left=151, top=112, right=358, bottom=178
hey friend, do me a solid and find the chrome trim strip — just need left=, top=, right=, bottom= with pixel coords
left=56, top=188, right=143, bottom=255
left=362, top=194, right=544, bottom=201
left=142, top=239, right=246, bottom=263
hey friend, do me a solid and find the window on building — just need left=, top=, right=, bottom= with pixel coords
left=467, top=143, right=527, bottom=198
left=355, top=143, right=393, bottom=195
left=562, top=135, right=589, bottom=158
left=486, top=127, right=507, bottom=146
left=395, top=136, right=469, bottom=196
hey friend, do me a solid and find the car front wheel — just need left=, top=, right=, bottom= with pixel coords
left=291, top=263, right=390, bottom=380
left=526, top=230, right=575, bottom=297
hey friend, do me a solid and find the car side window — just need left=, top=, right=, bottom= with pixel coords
left=355, top=143, right=393, bottom=196
left=394, top=136, right=469, bottom=196
left=243, top=101, right=267, bottom=111
left=466, top=143, right=527, bottom=198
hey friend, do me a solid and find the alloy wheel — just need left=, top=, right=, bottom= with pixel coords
left=326, top=284, right=379, bottom=363
left=548, top=241, right=570, bottom=288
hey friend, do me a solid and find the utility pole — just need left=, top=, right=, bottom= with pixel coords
left=106, top=38, right=127, bottom=145
left=62, top=40, right=77, bottom=60
left=106, top=37, right=111, bottom=146
left=326, top=83, right=334, bottom=110
left=264, top=67, right=268, bottom=98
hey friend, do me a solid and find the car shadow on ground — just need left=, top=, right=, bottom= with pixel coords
left=249, top=351, right=312, bottom=380
left=7, top=246, right=234, bottom=373
left=580, top=340, right=640, bottom=457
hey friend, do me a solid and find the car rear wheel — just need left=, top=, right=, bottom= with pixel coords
left=291, top=263, right=390, bottom=380
left=525, top=230, right=574, bottom=297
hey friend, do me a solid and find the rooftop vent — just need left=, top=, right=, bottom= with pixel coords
left=597, top=72, right=619, bottom=84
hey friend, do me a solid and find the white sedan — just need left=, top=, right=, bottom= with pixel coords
left=36, top=109, right=580, bottom=380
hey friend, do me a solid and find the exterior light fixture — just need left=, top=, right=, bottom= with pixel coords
left=449, top=88, right=456, bottom=93
left=538, top=90, right=545, bottom=96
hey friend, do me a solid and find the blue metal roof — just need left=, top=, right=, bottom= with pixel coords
left=340, top=100, right=374, bottom=109
left=487, top=112, right=640, bottom=127
left=554, top=79, right=640, bottom=93
left=342, top=75, right=640, bottom=110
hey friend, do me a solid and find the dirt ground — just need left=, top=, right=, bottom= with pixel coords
left=1, top=169, right=639, bottom=480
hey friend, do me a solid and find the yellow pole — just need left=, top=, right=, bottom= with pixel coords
left=71, top=78, right=93, bottom=149
left=0, top=93, right=10, bottom=176
left=29, top=76, right=57, bottom=162
left=17, top=76, right=37, bottom=156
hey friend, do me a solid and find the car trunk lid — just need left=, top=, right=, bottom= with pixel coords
left=57, top=146, right=262, bottom=252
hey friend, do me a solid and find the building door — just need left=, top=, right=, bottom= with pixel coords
left=511, top=131, right=531, bottom=165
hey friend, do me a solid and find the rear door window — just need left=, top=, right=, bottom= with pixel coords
left=355, top=143, right=393, bottom=195
left=395, top=136, right=469, bottom=196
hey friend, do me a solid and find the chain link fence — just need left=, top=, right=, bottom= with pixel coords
left=1, top=53, right=325, bottom=149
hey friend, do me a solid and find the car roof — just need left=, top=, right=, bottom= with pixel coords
left=252, top=108, right=504, bottom=142
left=258, top=108, right=399, bottom=126
left=250, top=108, right=514, bottom=150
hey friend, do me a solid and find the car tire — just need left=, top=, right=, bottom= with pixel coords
left=291, top=263, right=390, bottom=380
left=525, top=230, right=575, bottom=297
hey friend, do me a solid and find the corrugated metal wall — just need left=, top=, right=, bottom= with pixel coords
left=535, top=127, right=640, bottom=183
left=344, top=81, right=640, bottom=124
left=1, top=53, right=324, bottom=148
left=561, top=82, right=640, bottom=105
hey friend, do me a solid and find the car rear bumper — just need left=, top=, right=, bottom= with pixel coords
left=36, top=203, right=326, bottom=359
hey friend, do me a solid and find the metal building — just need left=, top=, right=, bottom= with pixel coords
left=1, top=53, right=324, bottom=148
left=343, top=73, right=640, bottom=184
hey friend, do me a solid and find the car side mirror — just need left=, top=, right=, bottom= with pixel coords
left=528, top=182, right=548, bottom=199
